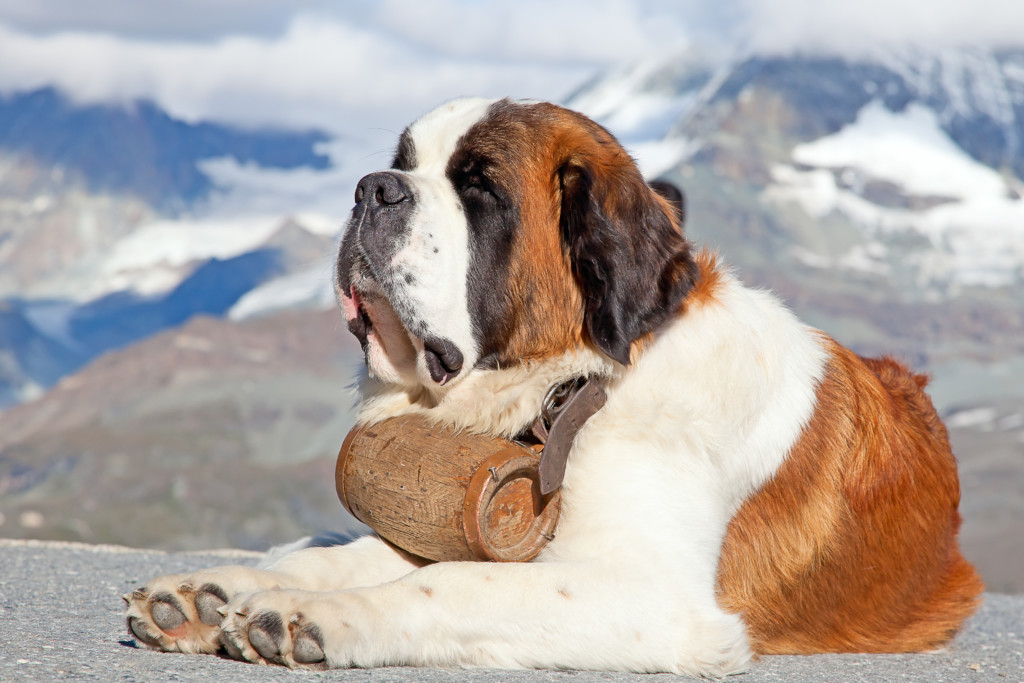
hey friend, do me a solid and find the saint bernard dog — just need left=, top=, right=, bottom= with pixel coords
left=125, top=98, right=983, bottom=675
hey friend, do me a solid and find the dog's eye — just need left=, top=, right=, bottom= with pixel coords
left=459, top=173, right=496, bottom=202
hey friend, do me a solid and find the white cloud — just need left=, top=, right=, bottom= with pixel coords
left=0, top=1, right=698, bottom=138
left=366, top=0, right=693, bottom=64
left=0, top=0, right=1021, bottom=141
left=737, top=0, right=1024, bottom=55
left=0, top=17, right=595, bottom=136
left=0, top=0, right=323, bottom=40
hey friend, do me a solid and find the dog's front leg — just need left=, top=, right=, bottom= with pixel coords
left=219, top=559, right=752, bottom=675
left=125, top=535, right=423, bottom=654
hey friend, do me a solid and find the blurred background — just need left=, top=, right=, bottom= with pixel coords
left=0, top=1, right=1021, bottom=592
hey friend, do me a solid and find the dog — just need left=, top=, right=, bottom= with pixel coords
left=124, top=98, right=983, bottom=675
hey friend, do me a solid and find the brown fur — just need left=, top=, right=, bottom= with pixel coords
left=682, top=250, right=724, bottom=312
left=716, top=337, right=983, bottom=653
left=453, top=101, right=696, bottom=366
left=455, top=101, right=982, bottom=654
left=450, top=103, right=586, bottom=365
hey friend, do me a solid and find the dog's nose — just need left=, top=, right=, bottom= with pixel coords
left=350, top=171, right=415, bottom=282
left=356, top=172, right=410, bottom=207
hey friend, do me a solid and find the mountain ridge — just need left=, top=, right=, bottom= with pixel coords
left=0, top=86, right=332, bottom=210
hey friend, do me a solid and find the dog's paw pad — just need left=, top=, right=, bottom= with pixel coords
left=247, top=611, right=286, bottom=661
left=124, top=576, right=230, bottom=654
left=219, top=594, right=331, bottom=669
left=195, top=584, right=229, bottom=625
left=290, top=619, right=326, bottom=665
left=150, top=596, right=188, bottom=634
left=128, top=615, right=161, bottom=647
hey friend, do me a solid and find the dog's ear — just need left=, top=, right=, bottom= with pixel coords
left=559, top=163, right=697, bottom=365
left=648, top=179, right=686, bottom=227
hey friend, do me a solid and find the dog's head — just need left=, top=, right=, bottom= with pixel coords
left=336, top=98, right=696, bottom=393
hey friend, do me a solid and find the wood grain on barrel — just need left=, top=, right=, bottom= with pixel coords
left=336, top=416, right=559, bottom=562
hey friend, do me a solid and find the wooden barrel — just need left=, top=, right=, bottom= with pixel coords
left=335, top=415, right=560, bottom=562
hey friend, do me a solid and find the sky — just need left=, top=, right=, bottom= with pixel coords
left=2, top=0, right=1023, bottom=141
left=0, top=0, right=701, bottom=137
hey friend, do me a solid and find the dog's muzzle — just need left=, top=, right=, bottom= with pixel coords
left=354, top=171, right=413, bottom=265
left=337, top=172, right=466, bottom=386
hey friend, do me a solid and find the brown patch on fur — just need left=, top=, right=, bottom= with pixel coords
left=451, top=100, right=696, bottom=367
left=683, top=250, right=723, bottom=311
left=716, top=337, right=983, bottom=653
left=450, top=102, right=587, bottom=365
left=504, top=146, right=586, bottom=361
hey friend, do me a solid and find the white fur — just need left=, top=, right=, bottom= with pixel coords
left=130, top=102, right=831, bottom=675
left=130, top=267, right=828, bottom=675
left=282, top=268, right=827, bottom=675
left=379, top=97, right=496, bottom=388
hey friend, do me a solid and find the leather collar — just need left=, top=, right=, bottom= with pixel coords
left=517, top=377, right=607, bottom=495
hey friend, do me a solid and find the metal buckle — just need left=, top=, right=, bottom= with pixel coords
left=540, top=377, right=585, bottom=429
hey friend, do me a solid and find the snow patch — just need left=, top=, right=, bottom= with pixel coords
left=228, top=262, right=337, bottom=321
left=766, top=100, right=1024, bottom=290
left=94, top=215, right=285, bottom=297
left=87, top=210, right=341, bottom=301
left=946, top=407, right=998, bottom=429
left=792, top=101, right=1006, bottom=200
left=628, top=138, right=698, bottom=178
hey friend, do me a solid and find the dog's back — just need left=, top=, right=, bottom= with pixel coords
left=717, top=338, right=983, bottom=654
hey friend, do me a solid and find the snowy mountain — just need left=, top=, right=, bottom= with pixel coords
left=0, top=87, right=331, bottom=209
left=0, top=90, right=346, bottom=406
left=569, top=47, right=1024, bottom=388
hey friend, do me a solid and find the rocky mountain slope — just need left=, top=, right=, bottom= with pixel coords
left=0, top=309, right=367, bottom=550
left=0, top=87, right=330, bottom=210
left=0, top=91, right=341, bottom=407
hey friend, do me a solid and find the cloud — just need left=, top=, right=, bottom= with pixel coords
left=0, top=1, right=700, bottom=138
left=737, top=0, right=1024, bottom=55
left=0, top=0, right=326, bottom=40
left=363, top=0, right=694, bottom=65
left=0, top=17, right=596, bottom=137
left=0, top=0, right=1021, bottom=143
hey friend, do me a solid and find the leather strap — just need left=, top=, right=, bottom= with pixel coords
left=524, top=377, right=607, bottom=495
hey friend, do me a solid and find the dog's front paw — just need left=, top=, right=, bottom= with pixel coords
left=219, top=590, right=334, bottom=669
left=123, top=567, right=279, bottom=655
left=124, top=575, right=229, bottom=654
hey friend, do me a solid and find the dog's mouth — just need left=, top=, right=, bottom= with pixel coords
left=343, top=284, right=374, bottom=351
left=341, top=275, right=464, bottom=387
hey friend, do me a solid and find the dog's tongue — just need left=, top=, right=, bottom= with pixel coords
left=340, top=286, right=361, bottom=323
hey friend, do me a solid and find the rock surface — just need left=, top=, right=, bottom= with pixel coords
left=1, top=539, right=1020, bottom=682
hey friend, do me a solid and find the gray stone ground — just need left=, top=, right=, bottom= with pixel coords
left=0, top=539, right=1020, bottom=682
